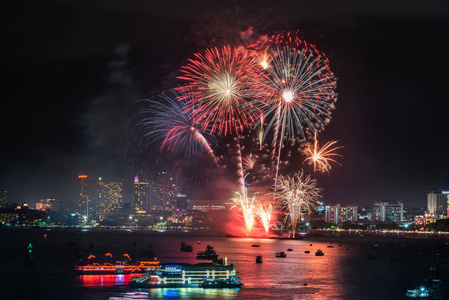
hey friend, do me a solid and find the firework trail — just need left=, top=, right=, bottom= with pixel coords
left=243, top=154, right=257, bottom=171
left=177, top=46, right=258, bottom=136
left=275, top=170, right=322, bottom=238
left=303, top=132, right=344, bottom=174
left=256, top=203, right=273, bottom=233
left=258, top=113, right=265, bottom=150
left=231, top=186, right=257, bottom=234
left=140, top=89, right=220, bottom=169
left=248, top=45, right=337, bottom=184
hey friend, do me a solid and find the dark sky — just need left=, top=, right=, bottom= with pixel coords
left=1, top=0, right=448, bottom=208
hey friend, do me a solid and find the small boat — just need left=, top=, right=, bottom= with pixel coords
left=180, top=242, right=193, bottom=252
left=304, top=250, right=310, bottom=254
left=251, top=244, right=260, bottom=247
left=275, top=252, right=287, bottom=258
left=287, top=248, right=293, bottom=251
left=310, top=244, right=313, bottom=246
left=327, top=245, right=334, bottom=248
left=315, top=249, right=324, bottom=256
left=256, top=255, right=262, bottom=263
left=196, top=245, right=219, bottom=260
left=201, top=276, right=243, bottom=288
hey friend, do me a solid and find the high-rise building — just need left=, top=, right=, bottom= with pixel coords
left=133, top=176, right=149, bottom=212
left=96, top=178, right=123, bottom=215
left=36, top=197, right=55, bottom=210
left=427, top=191, right=449, bottom=217
left=77, top=175, right=95, bottom=220
left=149, top=172, right=177, bottom=211
left=0, top=188, right=7, bottom=208
left=324, top=204, right=358, bottom=224
left=372, top=201, right=403, bottom=222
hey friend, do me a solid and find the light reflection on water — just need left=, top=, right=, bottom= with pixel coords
left=105, top=237, right=352, bottom=299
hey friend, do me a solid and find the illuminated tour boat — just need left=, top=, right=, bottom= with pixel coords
left=129, top=260, right=243, bottom=288
left=75, top=254, right=160, bottom=275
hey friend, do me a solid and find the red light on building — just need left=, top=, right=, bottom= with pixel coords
left=78, top=175, right=88, bottom=179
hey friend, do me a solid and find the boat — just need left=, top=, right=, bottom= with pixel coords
left=196, top=245, right=219, bottom=260
left=129, top=262, right=238, bottom=288
left=180, top=242, right=193, bottom=252
left=275, top=252, right=287, bottom=257
left=406, top=279, right=444, bottom=298
left=287, top=248, right=293, bottom=251
left=256, top=255, right=262, bottom=263
left=75, top=259, right=160, bottom=274
left=315, top=249, right=324, bottom=256
left=251, top=244, right=260, bottom=247
left=305, top=250, right=310, bottom=254
left=201, top=276, right=243, bottom=288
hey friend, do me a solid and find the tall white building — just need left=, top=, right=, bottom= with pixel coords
left=325, top=204, right=358, bottom=224
left=427, top=191, right=449, bottom=217
left=372, top=201, right=403, bottom=222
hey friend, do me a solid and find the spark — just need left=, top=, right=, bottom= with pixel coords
left=140, top=88, right=220, bottom=168
left=231, top=187, right=257, bottom=234
left=177, top=46, right=258, bottom=136
left=243, top=154, right=257, bottom=171
left=275, top=170, right=322, bottom=238
left=256, top=203, right=273, bottom=233
left=303, top=132, right=344, bottom=174
left=248, top=46, right=338, bottom=183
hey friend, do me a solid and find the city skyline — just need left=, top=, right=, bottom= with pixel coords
left=1, top=0, right=449, bottom=208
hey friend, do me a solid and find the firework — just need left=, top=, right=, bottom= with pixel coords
left=275, top=170, right=322, bottom=238
left=303, top=132, right=344, bottom=174
left=256, top=203, right=273, bottom=233
left=140, top=89, right=220, bottom=168
left=243, top=154, right=257, bottom=171
left=177, top=46, right=258, bottom=136
left=231, top=187, right=257, bottom=234
left=249, top=45, right=338, bottom=183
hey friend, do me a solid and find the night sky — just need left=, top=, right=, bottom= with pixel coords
left=1, top=0, right=448, bottom=208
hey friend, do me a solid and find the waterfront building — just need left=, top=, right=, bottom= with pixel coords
left=77, top=175, right=95, bottom=220
left=372, top=201, right=403, bottom=222
left=427, top=191, right=449, bottom=218
left=414, top=212, right=437, bottom=227
left=36, top=197, right=55, bottom=210
left=149, top=172, right=178, bottom=211
left=133, top=176, right=149, bottom=212
left=176, top=194, right=188, bottom=210
left=324, top=204, right=358, bottom=224
left=96, top=178, right=123, bottom=218
left=0, top=188, right=7, bottom=208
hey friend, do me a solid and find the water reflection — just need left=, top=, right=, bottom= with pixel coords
left=148, top=288, right=239, bottom=299
left=78, top=274, right=135, bottom=287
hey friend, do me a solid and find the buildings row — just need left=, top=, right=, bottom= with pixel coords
left=77, top=169, right=186, bottom=222
left=324, top=201, right=404, bottom=224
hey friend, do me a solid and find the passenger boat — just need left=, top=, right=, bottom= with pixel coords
left=406, top=279, right=444, bottom=298
left=315, top=249, right=324, bottom=256
left=275, top=252, right=287, bottom=257
left=196, top=245, right=219, bottom=260
left=201, top=276, right=243, bottom=288
left=75, top=259, right=160, bottom=274
left=129, top=262, right=239, bottom=288
left=180, top=242, right=193, bottom=252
